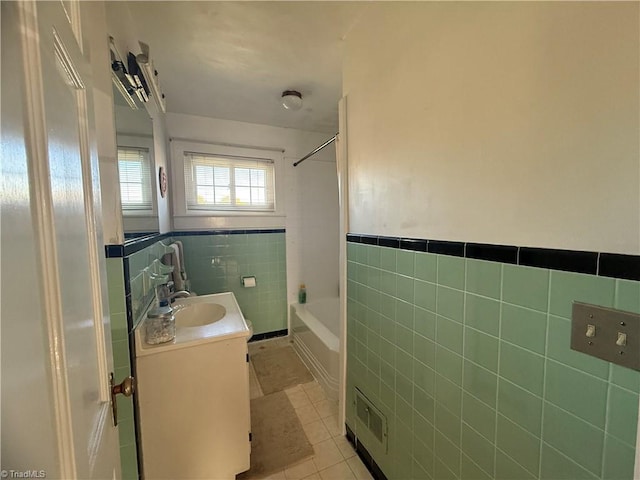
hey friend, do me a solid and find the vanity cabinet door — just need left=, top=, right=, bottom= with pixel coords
left=136, top=337, right=251, bottom=479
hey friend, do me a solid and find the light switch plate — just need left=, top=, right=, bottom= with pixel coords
left=571, top=302, right=640, bottom=371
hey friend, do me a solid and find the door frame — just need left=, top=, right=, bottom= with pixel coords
left=337, top=96, right=349, bottom=433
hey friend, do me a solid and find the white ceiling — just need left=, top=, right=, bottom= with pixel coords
left=125, top=1, right=366, bottom=134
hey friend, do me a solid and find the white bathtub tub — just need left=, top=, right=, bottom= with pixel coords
left=291, top=297, right=340, bottom=401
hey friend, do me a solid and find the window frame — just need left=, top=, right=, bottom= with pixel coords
left=184, top=152, right=276, bottom=212
left=171, top=140, right=285, bottom=222
left=116, top=134, right=157, bottom=217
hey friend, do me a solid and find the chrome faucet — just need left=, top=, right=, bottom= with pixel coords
left=167, top=290, right=192, bottom=302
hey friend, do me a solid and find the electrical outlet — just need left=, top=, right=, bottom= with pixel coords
left=571, top=302, right=640, bottom=371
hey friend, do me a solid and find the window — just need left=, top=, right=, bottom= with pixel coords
left=118, top=147, right=153, bottom=213
left=184, top=152, right=275, bottom=211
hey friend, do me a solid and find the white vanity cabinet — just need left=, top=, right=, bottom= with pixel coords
left=134, top=293, right=251, bottom=480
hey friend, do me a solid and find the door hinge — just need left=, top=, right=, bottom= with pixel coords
left=249, top=432, right=252, bottom=442
left=246, top=353, right=249, bottom=363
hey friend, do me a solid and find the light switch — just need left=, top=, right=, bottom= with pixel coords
left=616, top=332, right=627, bottom=347
left=571, top=302, right=640, bottom=371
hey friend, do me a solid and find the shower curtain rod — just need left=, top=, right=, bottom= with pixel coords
left=293, top=133, right=337, bottom=167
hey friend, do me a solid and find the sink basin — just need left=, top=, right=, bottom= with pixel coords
left=174, top=302, right=226, bottom=328
left=136, top=292, right=250, bottom=355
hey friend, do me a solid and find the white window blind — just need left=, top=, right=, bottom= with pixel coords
left=184, top=152, right=275, bottom=211
left=118, top=147, right=153, bottom=212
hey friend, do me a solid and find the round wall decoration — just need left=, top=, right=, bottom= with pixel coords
left=159, top=166, right=167, bottom=198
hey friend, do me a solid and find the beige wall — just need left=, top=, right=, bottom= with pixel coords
left=343, top=2, right=639, bottom=255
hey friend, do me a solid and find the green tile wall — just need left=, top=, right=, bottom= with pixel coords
left=108, top=234, right=282, bottom=480
left=106, top=238, right=176, bottom=480
left=179, top=232, right=287, bottom=335
left=128, top=239, right=177, bottom=327
left=106, top=257, right=138, bottom=480
left=346, top=245, right=640, bottom=480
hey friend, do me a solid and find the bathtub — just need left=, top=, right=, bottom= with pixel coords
left=291, top=297, right=340, bottom=401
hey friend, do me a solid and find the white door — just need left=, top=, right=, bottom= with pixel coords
left=1, top=1, right=120, bottom=479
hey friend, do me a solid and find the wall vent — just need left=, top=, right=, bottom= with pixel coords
left=355, top=388, right=387, bottom=452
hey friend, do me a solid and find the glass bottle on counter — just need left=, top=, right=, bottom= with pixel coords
left=145, top=305, right=175, bottom=345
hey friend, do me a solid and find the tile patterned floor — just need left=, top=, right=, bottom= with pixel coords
left=247, top=338, right=372, bottom=480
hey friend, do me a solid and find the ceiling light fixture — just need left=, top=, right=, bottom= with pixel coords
left=281, top=90, right=303, bottom=111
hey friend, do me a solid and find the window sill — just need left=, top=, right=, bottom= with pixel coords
left=179, top=210, right=283, bottom=217
left=122, top=213, right=156, bottom=217
left=173, top=214, right=286, bottom=231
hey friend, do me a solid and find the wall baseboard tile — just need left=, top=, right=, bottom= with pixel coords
left=248, top=329, right=288, bottom=343
left=345, top=424, right=389, bottom=480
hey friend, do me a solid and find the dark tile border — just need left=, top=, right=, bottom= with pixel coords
left=345, top=423, right=356, bottom=444
left=105, top=232, right=172, bottom=258
left=346, top=234, right=361, bottom=243
left=345, top=423, right=389, bottom=480
left=599, top=253, right=640, bottom=281
left=519, top=247, right=598, bottom=275
left=428, top=240, right=465, bottom=257
left=172, top=228, right=285, bottom=237
left=105, top=244, right=125, bottom=257
left=378, top=236, right=399, bottom=248
left=347, top=233, right=640, bottom=281
left=123, top=257, right=131, bottom=296
left=105, top=229, right=286, bottom=258
left=400, top=238, right=427, bottom=252
left=248, top=328, right=288, bottom=343
left=360, top=235, right=378, bottom=245
left=466, top=243, right=518, bottom=264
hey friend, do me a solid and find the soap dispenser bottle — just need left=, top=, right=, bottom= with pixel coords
left=298, top=284, right=307, bottom=304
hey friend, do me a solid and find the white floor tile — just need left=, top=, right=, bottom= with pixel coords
left=301, top=381, right=319, bottom=392
left=311, top=438, right=344, bottom=471
left=300, top=474, right=320, bottom=480
left=332, top=435, right=356, bottom=460
left=313, top=399, right=338, bottom=419
left=321, top=415, right=341, bottom=437
left=318, top=461, right=356, bottom=480
left=296, top=404, right=321, bottom=425
left=247, top=342, right=366, bottom=480
left=287, top=389, right=312, bottom=409
left=284, top=459, right=317, bottom=480
left=346, top=456, right=373, bottom=480
left=285, top=384, right=305, bottom=396
left=305, top=384, right=327, bottom=404
left=301, top=419, right=332, bottom=445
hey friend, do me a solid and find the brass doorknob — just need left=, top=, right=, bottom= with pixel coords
left=110, top=373, right=136, bottom=426
left=112, top=376, right=135, bottom=397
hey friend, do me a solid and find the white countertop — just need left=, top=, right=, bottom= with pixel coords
left=135, top=292, right=250, bottom=357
